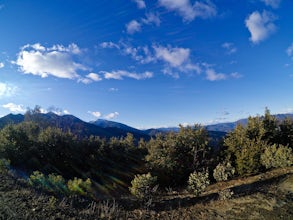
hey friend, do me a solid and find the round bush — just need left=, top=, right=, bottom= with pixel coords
left=188, top=170, right=210, bottom=196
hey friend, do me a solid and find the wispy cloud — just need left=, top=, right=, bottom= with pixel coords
left=132, top=0, right=146, bottom=9
left=109, top=87, right=119, bottom=92
left=260, top=0, right=281, bottom=9
left=0, top=82, right=18, bottom=98
left=126, top=20, right=141, bottom=34
left=158, top=0, right=217, bottom=22
left=286, top=43, right=293, bottom=57
left=245, top=10, right=277, bottom=44
left=205, top=69, right=242, bottom=81
left=100, top=41, right=120, bottom=49
left=105, top=112, right=119, bottom=120
left=2, top=103, right=26, bottom=113
left=126, top=13, right=160, bottom=35
left=101, top=70, right=153, bottom=80
left=0, top=62, right=4, bottom=68
left=14, top=43, right=88, bottom=80
left=222, top=42, right=237, bottom=54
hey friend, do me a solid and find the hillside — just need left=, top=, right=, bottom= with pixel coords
left=1, top=167, right=292, bottom=219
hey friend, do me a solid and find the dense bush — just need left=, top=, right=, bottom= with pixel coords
left=261, top=144, right=293, bottom=169
left=218, top=188, right=234, bottom=200
left=0, top=158, right=10, bottom=173
left=47, top=173, right=68, bottom=194
left=29, top=171, right=47, bottom=189
left=129, top=173, right=158, bottom=199
left=187, top=170, right=210, bottom=196
left=213, top=162, right=235, bottom=182
left=67, top=177, right=92, bottom=196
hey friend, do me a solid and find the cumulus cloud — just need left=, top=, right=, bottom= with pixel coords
left=260, top=0, right=281, bottom=8
left=126, top=20, right=141, bottom=34
left=0, top=62, right=4, bottom=68
left=158, top=0, right=217, bottom=22
left=153, top=45, right=190, bottom=67
left=245, top=10, right=277, bottom=44
left=0, top=82, right=17, bottom=98
left=105, top=112, right=119, bottom=120
left=101, top=70, right=153, bottom=80
left=89, top=111, right=102, bottom=118
left=79, top=73, right=103, bottom=84
left=222, top=42, right=237, bottom=54
left=47, top=106, right=70, bottom=115
left=205, top=69, right=227, bottom=81
left=14, top=43, right=88, bottom=79
left=132, top=0, right=146, bottom=9
left=2, top=103, right=26, bottom=113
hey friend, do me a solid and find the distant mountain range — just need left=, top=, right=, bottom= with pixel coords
left=1, top=112, right=293, bottom=141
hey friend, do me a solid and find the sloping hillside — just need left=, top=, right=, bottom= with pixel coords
left=1, top=167, right=292, bottom=219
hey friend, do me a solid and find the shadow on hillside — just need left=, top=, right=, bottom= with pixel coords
left=121, top=173, right=290, bottom=212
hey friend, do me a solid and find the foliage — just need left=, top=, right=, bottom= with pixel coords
left=224, top=116, right=270, bottom=176
left=146, top=125, right=210, bottom=185
left=187, top=170, right=210, bottom=196
left=67, top=177, right=92, bottom=196
left=0, top=158, right=10, bottom=173
left=261, top=144, right=293, bottom=169
left=213, top=162, right=235, bottom=182
left=47, top=173, right=68, bottom=194
left=29, top=171, right=48, bottom=189
left=129, top=173, right=158, bottom=199
left=218, top=188, right=234, bottom=200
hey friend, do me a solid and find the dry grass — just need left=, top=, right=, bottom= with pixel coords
left=1, top=167, right=293, bottom=219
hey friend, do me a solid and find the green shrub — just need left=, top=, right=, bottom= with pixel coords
left=67, top=177, right=92, bottom=196
left=47, top=173, right=68, bottom=194
left=129, top=173, right=158, bottom=199
left=218, top=188, right=234, bottom=200
left=188, top=170, right=210, bottom=196
left=0, top=158, right=10, bottom=173
left=213, top=162, right=235, bottom=182
left=29, top=171, right=48, bottom=189
left=261, top=144, right=293, bottom=169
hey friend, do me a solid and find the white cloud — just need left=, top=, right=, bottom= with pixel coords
left=158, top=0, right=217, bottom=22
left=100, top=41, right=120, bottom=49
left=142, top=13, right=161, bottom=26
left=133, top=0, right=146, bottom=9
left=105, top=112, right=119, bottom=120
left=260, top=0, right=281, bottom=8
left=205, top=69, right=242, bottom=81
left=14, top=43, right=88, bottom=79
left=101, top=70, right=153, bottom=80
left=89, top=111, right=102, bottom=118
left=47, top=106, right=70, bottom=115
left=286, top=43, right=293, bottom=57
left=109, top=87, right=119, bottom=92
left=0, top=83, right=17, bottom=98
left=153, top=45, right=190, bottom=67
left=126, top=20, right=141, bottom=34
left=245, top=10, right=277, bottom=44
left=222, top=42, right=237, bottom=54
left=205, top=69, right=227, bottom=81
left=80, top=72, right=102, bottom=84
left=2, top=103, right=26, bottom=113
left=0, top=62, right=4, bottom=68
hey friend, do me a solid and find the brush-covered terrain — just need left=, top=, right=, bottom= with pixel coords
left=1, top=167, right=292, bottom=219
left=0, top=108, right=293, bottom=219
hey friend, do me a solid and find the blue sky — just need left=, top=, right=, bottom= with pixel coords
left=0, top=0, right=293, bottom=128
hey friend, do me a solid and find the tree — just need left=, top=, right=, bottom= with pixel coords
left=146, top=125, right=210, bottom=185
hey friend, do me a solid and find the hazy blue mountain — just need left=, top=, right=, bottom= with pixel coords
left=0, top=113, right=24, bottom=129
